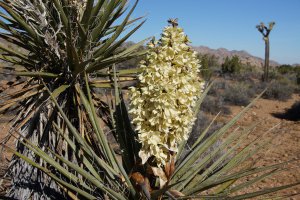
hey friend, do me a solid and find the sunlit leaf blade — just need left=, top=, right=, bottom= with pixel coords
left=174, top=90, right=265, bottom=181
left=102, top=20, right=146, bottom=58
left=87, top=49, right=147, bottom=72
left=220, top=168, right=279, bottom=194
left=43, top=83, right=119, bottom=179
left=93, top=1, right=140, bottom=57
left=90, top=0, right=117, bottom=42
left=176, top=126, right=249, bottom=191
left=82, top=74, right=119, bottom=168
left=53, top=123, right=102, bottom=181
left=83, top=73, right=136, bottom=196
left=186, top=160, right=294, bottom=195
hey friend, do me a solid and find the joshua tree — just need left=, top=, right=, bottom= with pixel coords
left=256, top=22, right=275, bottom=82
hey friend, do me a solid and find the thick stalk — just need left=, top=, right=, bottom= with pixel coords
left=264, top=38, right=270, bottom=82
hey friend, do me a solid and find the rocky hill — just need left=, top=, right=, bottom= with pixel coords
left=193, top=45, right=279, bottom=67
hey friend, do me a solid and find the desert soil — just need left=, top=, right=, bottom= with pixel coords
left=226, top=94, right=300, bottom=199
left=0, top=93, right=299, bottom=199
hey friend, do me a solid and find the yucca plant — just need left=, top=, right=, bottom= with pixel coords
left=0, top=0, right=147, bottom=199
left=0, top=1, right=298, bottom=199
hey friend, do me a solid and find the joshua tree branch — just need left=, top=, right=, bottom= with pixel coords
left=256, top=21, right=275, bottom=82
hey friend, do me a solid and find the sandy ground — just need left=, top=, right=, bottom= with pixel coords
left=0, top=114, right=14, bottom=195
left=0, top=93, right=299, bottom=198
left=226, top=94, right=300, bottom=199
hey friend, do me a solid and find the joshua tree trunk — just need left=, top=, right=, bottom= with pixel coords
left=264, top=38, right=270, bottom=82
left=6, top=103, right=74, bottom=200
left=256, top=22, right=275, bottom=82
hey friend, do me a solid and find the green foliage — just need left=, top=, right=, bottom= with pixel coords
left=198, top=53, right=218, bottom=80
left=277, top=64, right=300, bottom=74
left=221, top=56, right=242, bottom=74
left=277, top=64, right=295, bottom=74
left=277, top=65, right=300, bottom=85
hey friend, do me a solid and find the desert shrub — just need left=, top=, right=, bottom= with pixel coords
left=249, top=81, right=266, bottom=95
left=234, top=72, right=251, bottom=82
left=223, top=82, right=254, bottom=106
left=201, top=95, right=231, bottom=114
left=263, top=79, right=295, bottom=101
left=221, top=55, right=242, bottom=74
left=265, top=68, right=278, bottom=81
left=283, top=73, right=298, bottom=83
left=296, top=73, right=300, bottom=86
left=215, top=80, right=227, bottom=89
left=234, top=64, right=260, bottom=80
left=295, top=66, right=300, bottom=86
left=294, top=69, right=300, bottom=79
left=235, top=67, right=262, bottom=82
left=277, top=64, right=300, bottom=75
left=277, top=64, right=294, bottom=74
left=207, top=80, right=226, bottom=96
left=273, top=66, right=300, bottom=86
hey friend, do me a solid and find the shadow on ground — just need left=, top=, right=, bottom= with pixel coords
left=272, top=101, right=300, bottom=121
left=0, top=197, right=15, bottom=200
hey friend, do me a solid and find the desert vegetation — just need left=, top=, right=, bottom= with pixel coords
left=0, top=1, right=299, bottom=200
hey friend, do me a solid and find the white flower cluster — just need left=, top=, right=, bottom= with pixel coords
left=129, top=24, right=204, bottom=167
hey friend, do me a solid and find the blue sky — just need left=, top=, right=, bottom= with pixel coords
left=130, top=0, right=300, bottom=64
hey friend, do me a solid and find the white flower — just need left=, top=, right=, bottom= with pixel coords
left=129, top=23, right=204, bottom=167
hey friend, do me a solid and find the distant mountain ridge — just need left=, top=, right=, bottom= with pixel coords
left=0, top=39, right=282, bottom=67
left=192, top=45, right=280, bottom=67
